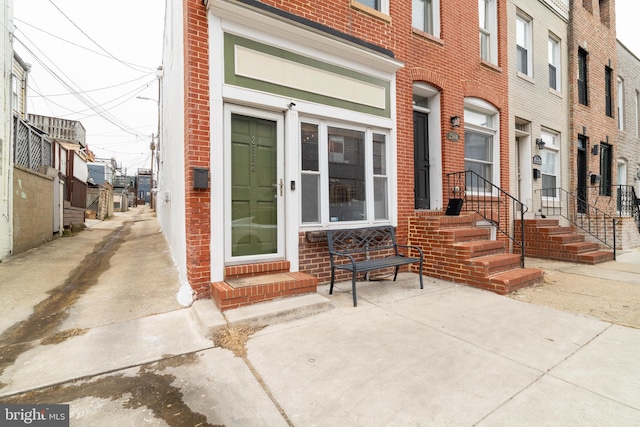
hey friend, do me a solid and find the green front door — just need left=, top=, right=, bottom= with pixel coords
left=231, top=113, right=279, bottom=257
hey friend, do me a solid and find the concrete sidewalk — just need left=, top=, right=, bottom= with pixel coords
left=1, top=208, right=639, bottom=426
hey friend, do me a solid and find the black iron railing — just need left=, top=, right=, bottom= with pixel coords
left=537, top=187, right=617, bottom=259
left=446, top=171, right=527, bottom=267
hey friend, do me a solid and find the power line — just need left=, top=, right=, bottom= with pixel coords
left=14, top=18, right=155, bottom=73
left=47, top=0, right=152, bottom=73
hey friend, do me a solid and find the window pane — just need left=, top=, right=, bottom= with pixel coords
left=516, top=18, right=526, bottom=46
left=328, top=127, right=366, bottom=222
left=358, top=0, right=379, bottom=10
left=413, top=0, right=425, bottom=29
left=465, top=132, right=493, bottom=162
left=465, top=109, right=493, bottom=128
left=373, top=133, right=386, bottom=175
left=549, top=64, right=557, bottom=89
left=301, top=174, right=320, bottom=223
left=301, top=123, right=318, bottom=171
left=541, top=175, right=557, bottom=196
left=517, top=45, right=528, bottom=74
left=374, top=177, right=388, bottom=220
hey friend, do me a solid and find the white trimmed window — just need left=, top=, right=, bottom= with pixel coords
left=516, top=13, right=532, bottom=76
left=479, top=0, right=497, bottom=64
left=540, top=129, right=560, bottom=199
left=548, top=35, right=561, bottom=91
left=413, top=0, right=440, bottom=37
left=617, top=76, right=624, bottom=130
left=464, top=99, right=499, bottom=191
left=301, top=120, right=389, bottom=225
left=355, top=0, right=389, bottom=14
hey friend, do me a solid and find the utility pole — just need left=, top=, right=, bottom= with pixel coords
left=150, top=134, right=156, bottom=210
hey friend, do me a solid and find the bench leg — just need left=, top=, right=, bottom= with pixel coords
left=352, top=272, right=358, bottom=307
left=418, top=259, right=424, bottom=289
left=329, top=268, right=335, bottom=295
left=393, top=266, right=400, bottom=281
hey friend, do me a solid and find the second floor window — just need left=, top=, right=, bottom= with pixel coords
left=548, top=36, right=561, bottom=91
left=413, top=0, right=440, bottom=37
left=516, top=14, right=532, bottom=76
left=578, top=48, right=588, bottom=105
left=605, top=66, right=613, bottom=117
left=479, top=0, right=497, bottom=64
left=617, top=76, right=624, bottom=130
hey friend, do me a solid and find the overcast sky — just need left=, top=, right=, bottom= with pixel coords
left=12, top=1, right=640, bottom=174
left=13, top=0, right=164, bottom=174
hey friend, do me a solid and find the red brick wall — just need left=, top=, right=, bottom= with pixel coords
left=569, top=0, right=618, bottom=205
left=184, top=0, right=211, bottom=299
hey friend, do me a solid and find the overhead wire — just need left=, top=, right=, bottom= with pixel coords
left=14, top=17, right=155, bottom=73
left=47, top=0, right=153, bottom=73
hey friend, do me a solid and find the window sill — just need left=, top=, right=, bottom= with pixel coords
left=517, top=71, right=535, bottom=84
left=412, top=28, right=444, bottom=46
left=480, top=60, right=502, bottom=73
left=349, top=0, right=391, bottom=23
left=548, top=87, right=563, bottom=98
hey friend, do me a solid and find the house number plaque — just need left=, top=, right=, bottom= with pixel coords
left=446, top=132, right=460, bottom=142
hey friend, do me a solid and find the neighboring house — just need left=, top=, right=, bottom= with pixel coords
left=569, top=0, right=619, bottom=212
left=88, top=158, right=117, bottom=185
left=0, top=0, right=14, bottom=260
left=136, top=168, right=152, bottom=205
left=615, top=40, right=640, bottom=248
left=29, top=114, right=89, bottom=229
left=87, top=158, right=118, bottom=220
left=159, top=0, right=549, bottom=310
left=507, top=0, right=570, bottom=218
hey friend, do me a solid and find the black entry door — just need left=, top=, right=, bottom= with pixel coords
left=577, top=136, right=587, bottom=214
left=414, top=111, right=430, bottom=209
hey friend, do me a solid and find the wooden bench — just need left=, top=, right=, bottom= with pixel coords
left=326, top=226, right=424, bottom=306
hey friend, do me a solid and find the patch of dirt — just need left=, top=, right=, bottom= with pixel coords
left=0, top=353, right=221, bottom=427
left=41, top=328, right=88, bottom=345
left=211, top=324, right=264, bottom=358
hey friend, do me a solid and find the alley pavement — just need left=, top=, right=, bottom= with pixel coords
left=1, top=207, right=639, bottom=426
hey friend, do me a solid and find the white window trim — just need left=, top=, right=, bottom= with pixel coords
left=464, top=98, right=500, bottom=194
left=412, top=0, right=441, bottom=38
left=352, top=0, right=390, bottom=16
left=299, top=118, right=393, bottom=229
left=516, top=13, right=533, bottom=77
left=540, top=129, right=560, bottom=201
left=479, top=0, right=498, bottom=64
left=548, top=35, right=561, bottom=92
left=617, top=76, right=624, bottom=131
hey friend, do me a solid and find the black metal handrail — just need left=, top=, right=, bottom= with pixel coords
left=537, top=187, right=617, bottom=259
left=446, top=171, right=527, bottom=267
left=630, top=187, right=640, bottom=232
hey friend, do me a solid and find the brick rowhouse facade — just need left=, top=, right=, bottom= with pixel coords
left=569, top=0, right=618, bottom=211
left=184, top=0, right=211, bottom=299
left=181, top=0, right=525, bottom=306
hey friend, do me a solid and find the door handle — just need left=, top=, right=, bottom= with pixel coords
left=272, top=179, right=284, bottom=196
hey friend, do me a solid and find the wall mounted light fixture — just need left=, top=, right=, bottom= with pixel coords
left=535, top=138, right=546, bottom=150
left=450, top=116, right=460, bottom=128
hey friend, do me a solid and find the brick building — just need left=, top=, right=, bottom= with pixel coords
left=158, top=0, right=573, bottom=310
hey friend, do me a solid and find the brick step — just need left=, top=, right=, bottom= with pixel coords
left=211, top=272, right=318, bottom=311
left=444, top=227, right=491, bottom=243
left=438, top=213, right=477, bottom=229
left=564, top=241, right=602, bottom=254
left=537, top=225, right=575, bottom=235
left=455, top=239, right=505, bottom=258
left=522, top=219, right=560, bottom=227
left=577, top=250, right=615, bottom=265
left=548, top=233, right=586, bottom=244
left=471, top=253, right=522, bottom=276
left=489, top=268, right=545, bottom=294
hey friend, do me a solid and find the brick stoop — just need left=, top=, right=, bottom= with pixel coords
left=408, top=212, right=544, bottom=294
left=211, top=261, right=318, bottom=311
left=517, top=219, right=614, bottom=264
